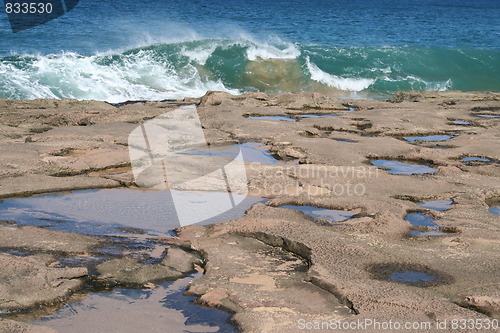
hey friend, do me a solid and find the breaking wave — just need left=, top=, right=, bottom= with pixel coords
left=0, top=37, right=498, bottom=102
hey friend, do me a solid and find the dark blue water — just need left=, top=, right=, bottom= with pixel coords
left=1, top=0, right=499, bottom=101
left=405, top=213, right=438, bottom=228
left=461, top=157, right=492, bottom=162
left=489, top=206, right=500, bottom=215
left=388, top=270, right=435, bottom=283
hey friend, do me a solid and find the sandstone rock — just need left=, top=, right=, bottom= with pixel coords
left=0, top=254, right=87, bottom=312
left=463, top=296, right=500, bottom=317
left=160, top=247, right=202, bottom=274
left=0, top=224, right=100, bottom=254
left=95, top=258, right=183, bottom=285
left=0, top=319, right=56, bottom=333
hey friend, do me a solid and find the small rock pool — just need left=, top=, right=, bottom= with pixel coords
left=388, top=270, right=435, bottom=284
left=371, top=160, right=438, bottom=175
left=403, top=134, right=455, bottom=142
left=279, top=205, right=357, bottom=224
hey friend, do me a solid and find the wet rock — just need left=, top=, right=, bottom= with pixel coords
left=95, top=258, right=183, bottom=286
left=160, top=247, right=202, bottom=274
left=0, top=224, right=101, bottom=254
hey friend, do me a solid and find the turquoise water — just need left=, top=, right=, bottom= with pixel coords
left=0, top=0, right=499, bottom=102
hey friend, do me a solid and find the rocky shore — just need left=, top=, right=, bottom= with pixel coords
left=0, top=91, right=499, bottom=332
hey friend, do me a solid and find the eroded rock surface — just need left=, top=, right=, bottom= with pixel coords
left=0, top=254, right=87, bottom=312
left=0, top=318, right=55, bottom=333
left=0, top=224, right=101, bottom=254
left=95, top=257, right=184, bottom=286
left=0, top=91, right=499, bottom=332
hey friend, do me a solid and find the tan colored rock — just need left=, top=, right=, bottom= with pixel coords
left=0, top=254, right=87, bottom=311
left=0, top=224, right=100, bottom=254
left=463, top=296, right=500, bottom=317
left=0, top=319, right=56, bottom=333
left=95, top=258, right=183, bottom=285
left=160, top=247, right=202, bottom=273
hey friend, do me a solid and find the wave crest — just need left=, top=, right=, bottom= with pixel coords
left=1, top=39, right=497, bottom=102
left=305, top=57, right=375, bottom=91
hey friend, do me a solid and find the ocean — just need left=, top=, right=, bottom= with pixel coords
left=0, top=0, right=499, bottom=102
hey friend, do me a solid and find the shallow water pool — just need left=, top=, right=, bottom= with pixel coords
left=371, top=160, right=437, bottom=175
left=176, top=142, right=283, bottom=165
left=0, top=189, right=264, bottom=235
left=298, top=114, right=339, bottom=119
left=32, top=272, right=236, bottom=333
left=247, top=115, right=296, bottom=122
left=405, top=213, right=438, bottom=228
left=451, top=120, right=470, bottom=125
left=461, top=157, right=491, bottom=162
left=489, top=207, right=500, bottom=216
left=473, top=114, right=500, bottom=119
left=417, top=200, right=453, bottom=211
left=405, top=213, right=444, bottom=237
left=403, top=135, right=455, bottom=142
left=280, top=205, right=356, bottom=223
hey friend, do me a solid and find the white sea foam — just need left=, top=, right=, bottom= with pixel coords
left=305, top=57, right=375, bottom=91
left=0, top=50, right=240, bottom=103
left=377, top=75, right=451, bottom=91
left=246, top=41, right=300, bottom=61
left=0, top=34, right=305, bottom=102
left=180, top=44, right=218, bottom=65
